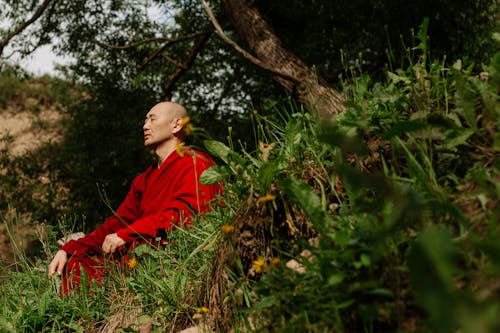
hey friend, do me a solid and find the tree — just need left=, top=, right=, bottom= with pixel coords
left=2, top=0, right=497, bottom=116
left=0, top=0, right=59, bottom=59
left=1, top=0, right=496, bottom=225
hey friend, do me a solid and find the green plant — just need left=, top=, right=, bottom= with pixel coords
left=201, top=41, right=499, bottom=331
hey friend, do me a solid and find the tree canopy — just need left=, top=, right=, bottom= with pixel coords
left=0, top=0, right=498, bottom=224
left=1, top=0, right=497, bottom=116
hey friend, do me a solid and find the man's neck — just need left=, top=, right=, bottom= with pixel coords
left=154, top=138, right=183, bottom=166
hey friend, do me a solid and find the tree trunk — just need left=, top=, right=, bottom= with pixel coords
left=222, top=0, right=345, bottom=115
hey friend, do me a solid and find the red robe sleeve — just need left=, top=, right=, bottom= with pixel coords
left=115, top=151, right=219, bottom=242
left=61, top=172, right=147, bottom=256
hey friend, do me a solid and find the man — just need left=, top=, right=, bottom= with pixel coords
left=48, top=101, right=221, bottom=295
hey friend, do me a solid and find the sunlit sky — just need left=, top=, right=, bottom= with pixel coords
left=3, top=3, right=165, bottom=77
left=17, top=45, right=67, bottom=76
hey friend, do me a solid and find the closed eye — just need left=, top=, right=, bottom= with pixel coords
left=144, top=115, right=156, bottom=125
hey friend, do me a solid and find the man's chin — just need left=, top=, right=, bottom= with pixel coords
left=144, top=141, right=157, bottom=149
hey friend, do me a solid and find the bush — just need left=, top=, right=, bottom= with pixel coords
left=203, top=46, right=500, bottom=332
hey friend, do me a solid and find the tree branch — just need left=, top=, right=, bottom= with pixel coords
left=93, top=31, right=209, bottom=50
left=200, top=0, right=297, bottom=83
left=0, top=0, right=57, bottom=56
left=163, top=25, right=214, bottom=100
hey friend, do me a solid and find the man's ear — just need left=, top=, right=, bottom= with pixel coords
left=172, top=118, right=183, bottom=134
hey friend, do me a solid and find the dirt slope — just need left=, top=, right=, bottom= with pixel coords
left=0, top=94, right=65, bottom=263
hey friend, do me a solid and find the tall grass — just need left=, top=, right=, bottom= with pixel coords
left=202, top=42, right=500, bottom=331
left=0, top=206, right=227, bottom=332
left=0, top=37, right=499, bottom=332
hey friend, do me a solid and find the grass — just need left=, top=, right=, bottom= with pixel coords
left=201, top=43, right=499, bottom=332
left=0, top=69, right=79, bottom=110
left=0, top=38, right=499, bottom=332
left=0, top=207, right=226, bottom=332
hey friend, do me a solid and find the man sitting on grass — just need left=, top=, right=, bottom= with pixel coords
left=48, top=101, right=221, bottom=295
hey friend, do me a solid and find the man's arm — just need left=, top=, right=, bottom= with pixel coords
left=48, top=249, right=68, bottom=278
left=102, top=233, right=126, bottom=253
left=115, top=153, right=221, bottom=242
left=60, top=172, right=147, bottom=256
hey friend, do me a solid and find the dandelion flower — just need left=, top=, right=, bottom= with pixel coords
left=221, top=224, right=234, bottom=233
left=180, top=117, right=193, bottom=136
left=180, top=116, right=191, bottom=126
left=128, top=257, right=138, bottom=269
left=270, top=257, right=280, bottom=267
left=258, top=194, right=276, bottom=204
left=196, top=306, right=209, bottom=313
left=253, top=257, right=266, bottom=274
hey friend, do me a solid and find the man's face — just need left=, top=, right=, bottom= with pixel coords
left=143, top=106, right=176, bottom=148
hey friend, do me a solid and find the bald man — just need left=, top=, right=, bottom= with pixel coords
left=48, top=102, right=222, bottom=295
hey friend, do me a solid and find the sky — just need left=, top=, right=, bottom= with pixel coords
left=2, top=3, right=165, bottom=77
left=16, top=45, right=67, bottom=76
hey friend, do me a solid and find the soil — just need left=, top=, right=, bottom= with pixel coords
left=0, top=98, right=63, bottom=155
left=0, top=100, right=64, bottom=263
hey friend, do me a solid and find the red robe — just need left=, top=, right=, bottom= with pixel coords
left=60, top=149, right=221, bottom=295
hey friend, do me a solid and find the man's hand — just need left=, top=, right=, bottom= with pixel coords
left=102, top=233, right=126, bottom=254
left=48, top=250, right=68, bottom=279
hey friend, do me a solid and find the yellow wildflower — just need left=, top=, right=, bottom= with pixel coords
left=270, top=257, right=280, bottom=267
left=228, top=126, right=233, bottom=136
left=180, top=116, right=191, bottom=126
left=221, top=224, right=234, bottom=233
left=196, top=306, right=209, bottom=313
left=128, top=257, right=138, bottom=269
left=180, top=117, right=193, bottom=136
left=258, top=194, right=276, bottom=204
left=176, top=142, right=186, bottom=156
left=252, top=257, right=267, bottom=274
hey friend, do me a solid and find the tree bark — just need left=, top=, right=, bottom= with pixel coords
left=222, top=0, right=345, bottom=115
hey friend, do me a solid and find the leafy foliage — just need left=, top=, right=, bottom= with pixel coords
left=257, top=0, right=499, bottom=77
left=2, top=0, right=497, bottom=118
left=203, top=44, right=499, bottom=332
left=53, top=80, right=156, bottom=227
left=0, top=21, right=499, bottom=333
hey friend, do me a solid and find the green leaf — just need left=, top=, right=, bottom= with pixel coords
left=279, top=177, right=333, bottom=232
left=360, top=253, right=371, bottom=266
left=367, top=288, right=394, bottom=298
left=203, top=140, right=231, bottom=164
left=334, top=230, right=350, bottom=247
left=408, top=227, right=458, bottom=333
left=200, top=166, right=225, bottom=185
left=335, top=299, right=355, bottom=309
left=442, top=128, right=474, bottom=149
left=257, top=160, right=282, bottom=190
left=327, top=274, right=344, bottom=286
left=131, top=244, right=159, bottom=257
left=382, top=121, right=428, bottom=139
left=387, top=71, right=411, bottom=85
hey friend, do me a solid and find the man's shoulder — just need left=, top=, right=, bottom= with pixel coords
left=131, top=165, right=154, bottom=184
left=187, top=149, right=216, bottom=165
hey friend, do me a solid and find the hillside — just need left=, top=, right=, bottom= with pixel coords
left=0, top=48, right=499, bottom=332
left=0, top=74, right=70, bottom=263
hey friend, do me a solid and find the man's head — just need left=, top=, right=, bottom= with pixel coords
left=143, top=101, right=188, bottom=149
